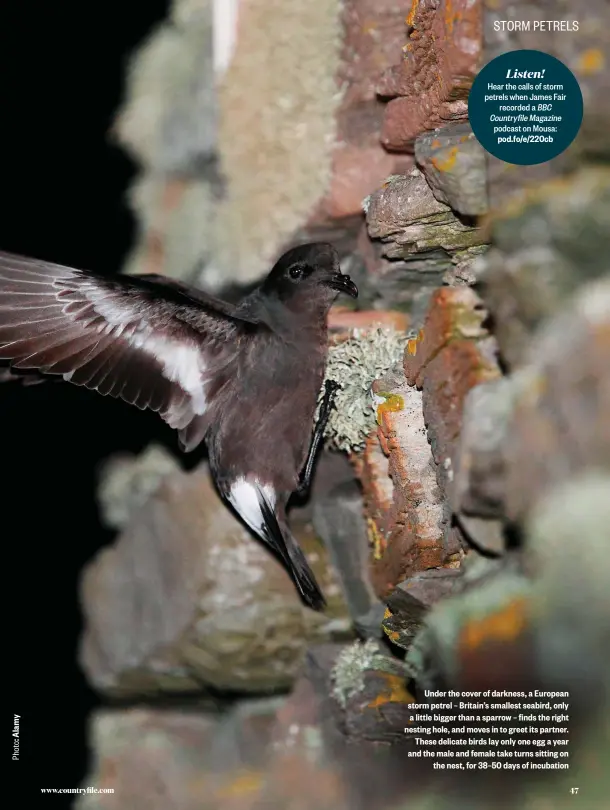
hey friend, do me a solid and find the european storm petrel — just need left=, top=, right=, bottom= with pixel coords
left=0, top=243, right=358, bottom=609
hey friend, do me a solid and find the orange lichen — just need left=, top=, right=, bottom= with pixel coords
left=382, top=607, right=401, bottom=643
left=459, top=597, right=529, bottom=653
left=367, top=672, right=415, bottom=709
left=576, top=48, right=604, bottom=76
left=383, top=626, right=401, bottom=644
left=406, top=329, right=425, bottom=356
left=375, top=392, right=405, bottom=424
left=367, top=518, right=387, bottom=561
left=406, top=0, right=419, bottom=28
left=431, top=145, right=458, bottom=172
left=216, top=770, right=265, bottom=799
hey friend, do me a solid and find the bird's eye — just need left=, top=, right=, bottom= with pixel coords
left=289, top=265, right=303, bottom=280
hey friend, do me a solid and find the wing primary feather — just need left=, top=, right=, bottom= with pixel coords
left=0, top=250, right=260, bottom=449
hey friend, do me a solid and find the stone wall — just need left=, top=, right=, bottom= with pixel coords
left=78, top=1, right=610, bottom=807
left=114, top=0, right=411, bottom=289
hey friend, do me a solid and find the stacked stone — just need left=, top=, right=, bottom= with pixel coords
left=355, top=2, right=610, bottom=806
left=356, top=0, right=493, bottom=594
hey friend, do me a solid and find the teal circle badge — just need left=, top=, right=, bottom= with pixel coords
left=468, top=49, right=583, bottom=165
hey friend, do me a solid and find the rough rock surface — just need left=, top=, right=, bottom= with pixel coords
left=351, top=284, right=501, bottom=604
left=76, top=686, right=350, bottom=810
left=366, top=367, right=451, bottom=597
left=113, top=1, right=216, bottom=174
left=450, top=377, right=520, bottom=555
left=403, top=286, right=501, bottom=494
left=76, top=708, right=223, bottom=810
left=414, top=122, right=488, bottom=216
left=312, top=479, right=380, bottom=625
left=356, top=221, right=448, bottom=316
left=477, top=167, right=610, bottom=368
left=366, top=170, right=487, bottom=263
left=215, top=0, right=345, bottom=282
left=382, top=568, right=464, bottom=652
left=527, top=473, right=610, bottom=701
left=80, top=467, right=349, bottom=697
left=422, top=335, right=500, bottom=491
left=378, top=0, right=482, bottom=150
left=404, top=557, right=533, bottom=692
left=504, top=275, right=610, bottom=525
left=329, top=639, right=416, bottom=744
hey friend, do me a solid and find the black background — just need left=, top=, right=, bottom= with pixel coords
left=1, top=1, right=170, bottom=802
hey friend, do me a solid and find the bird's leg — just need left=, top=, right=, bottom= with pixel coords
left=295, top=379, right=341, bottom=498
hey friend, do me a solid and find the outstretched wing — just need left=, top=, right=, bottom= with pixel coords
left=0, top=251, right=258, bottom=440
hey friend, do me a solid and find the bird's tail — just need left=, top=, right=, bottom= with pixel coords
left=257, top=493, right=326, bottom=611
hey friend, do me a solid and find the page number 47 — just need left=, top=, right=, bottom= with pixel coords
left=570, top=788, right=580, bottom=795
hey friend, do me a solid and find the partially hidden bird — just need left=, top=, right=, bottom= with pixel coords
left=0, top=242, right=358, bottom=610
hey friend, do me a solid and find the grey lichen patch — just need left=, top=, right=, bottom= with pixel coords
left=164, top=180, right=218, bottom=281
left=330, top=639, right=389, bottom=708
left=113, top=0, right=215, bottom=174
left=321, top=327, right=410, bottom=453
left=122, top=176, right=218, bottom=281
left=214, top=0, right=344, bottom=283
left=97, top=444, right=182, bottom=530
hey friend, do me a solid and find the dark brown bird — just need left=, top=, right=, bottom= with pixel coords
left=0, top=243, right=358, bottom=610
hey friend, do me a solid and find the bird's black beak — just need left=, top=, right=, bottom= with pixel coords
left=328, top=273, right=358, bottom=298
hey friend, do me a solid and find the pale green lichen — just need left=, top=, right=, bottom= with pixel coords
left=321, top=326, right=411, bottom=453
left=330, top=639, right=389, bottom=708
left=331, top=638, right=409, bottom=707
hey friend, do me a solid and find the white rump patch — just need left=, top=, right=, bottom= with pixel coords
left=228, top=478, right=277, bottom=537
